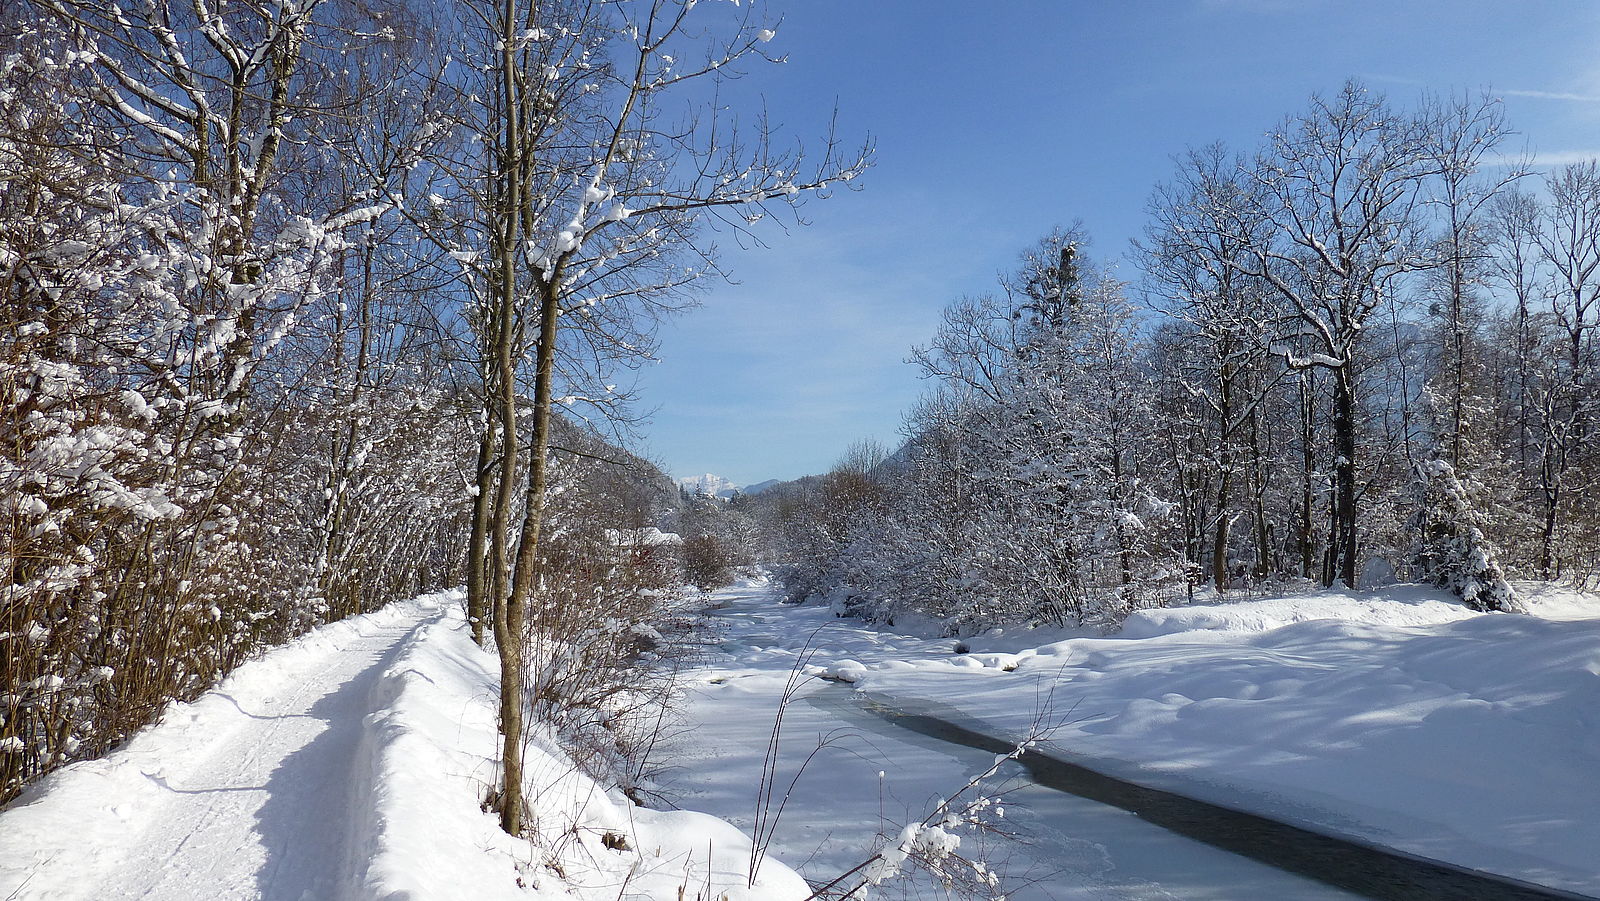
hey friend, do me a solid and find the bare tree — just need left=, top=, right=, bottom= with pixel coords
left=1138, top=143, right=1285, bottom=591
left=1224, top=80, right=1434, bottom=588
left=1525, top=162, right=1600, bottom=577
left=1416, top=90, right=1523, bottom=467
left=413, top=0, right=870, bottom=835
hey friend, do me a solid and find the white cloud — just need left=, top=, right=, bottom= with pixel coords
left=1506, top=150, right=1600, bottom=167
left=1501, top=88, right=1600, bottom=103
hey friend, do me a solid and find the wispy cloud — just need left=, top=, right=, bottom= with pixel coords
left=1528, top=150, right=1600, bottom=167
left=1490, top=150, right=1600, bottom=168
left=1501, top=88, right=1600, bottom=103
left=1362, top=75, right=1600, bottom=104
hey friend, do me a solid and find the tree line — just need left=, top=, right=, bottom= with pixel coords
left=764, top=81, right=1590, bottom=632
left=0, top=0, right=865, bottom=823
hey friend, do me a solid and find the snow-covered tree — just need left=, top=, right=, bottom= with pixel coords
left=1410, top=457, right=1522, bottom=612
left=409, top=0, right=869, bottom=835
left=1137, top=143, right=1287, bottom=591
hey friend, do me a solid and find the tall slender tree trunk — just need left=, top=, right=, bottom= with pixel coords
left=1539, top=479, right=1560, bottom=580
left=467, top=424, right=495, bottom=645
left=1448, top=254, right=1467, bottom=467
left=1298, top=372, right=1317, bottom=579
left=1212, top=355, right=1235, bottom=592
left=496, top=272, right=563, bottom=836
left=490, top=0, right=527, bottom=835
left=1331, top=365, right=1359, bottom=588
left=1249, top=404, right=1272, bottom=578
left=488, top=323, right=523, bottom=834
left=1515, top=297, right=1532, bottom=472
left=1212, top=470, right=1233, bottom=592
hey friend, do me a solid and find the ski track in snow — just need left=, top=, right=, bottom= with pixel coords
left=106, top=625, right=408, bottom=901
left=1, top=604, right=438, bottom=901
left=4, top=591, right=813, bottom=901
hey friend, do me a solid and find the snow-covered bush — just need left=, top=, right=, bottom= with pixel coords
left=516, top=439, right=693, bottom=799
left=0, top=11, right=475, bottom=803
left=761, top=236, right=1184, bottom=631
left=677, top=491, right=759, bottom=590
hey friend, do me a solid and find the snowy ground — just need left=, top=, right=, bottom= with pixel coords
left=666, top=578, right=1600, bottom=899
left=7, top=579, right=1595, bottom=900
left=0, top=590, right=806, bottom=901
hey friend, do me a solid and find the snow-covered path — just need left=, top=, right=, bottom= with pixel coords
left=103, top=622, right=409, bottom=900
left=0, top=601, right=440, bottom=901
left=4, top=591, right=814, bottom=901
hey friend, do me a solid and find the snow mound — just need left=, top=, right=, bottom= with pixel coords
left=816, top=659, right=869, bottom=683
left=1118, top=585, right=1479, bottom=639
left=1513, top=581, right=1600, bottom=621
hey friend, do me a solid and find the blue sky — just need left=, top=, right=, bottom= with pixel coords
left=634, top=0, right=1600, bottom=487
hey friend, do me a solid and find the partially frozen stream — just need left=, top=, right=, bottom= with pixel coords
left=671, top=582, right=1600, bottom=900
left=672, top=585, right=1417, bottom=899
left=794, top=689, right=1366, bottom=900
left=812, top=689, right=1599, bottom=901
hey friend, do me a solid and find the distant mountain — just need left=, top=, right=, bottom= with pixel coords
left=741, top=478, right=784, bottom=495
left=677, top=473, right=740, bottom=498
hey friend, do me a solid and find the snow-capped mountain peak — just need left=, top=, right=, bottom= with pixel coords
left=677, top=473, right=740, bottom=498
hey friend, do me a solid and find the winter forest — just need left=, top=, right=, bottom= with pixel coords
left=6, top=1, right=1600, bottom=899
left=772, top=84, right=1585, bottom=629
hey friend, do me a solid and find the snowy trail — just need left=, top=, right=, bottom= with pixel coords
left=102, top=623, right=408, bottom=901
left=1, top=602, right=440, bottom=901
left=6, top=591, right=817, bottom=901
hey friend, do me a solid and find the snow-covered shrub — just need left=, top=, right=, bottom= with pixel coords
left=0, top=33, right=187, bottom=797
left=677, top=491, right=758, bottom=590
left=763, top=238, right=1184, bottom=631
left=0, top=12, right=475, bottom=803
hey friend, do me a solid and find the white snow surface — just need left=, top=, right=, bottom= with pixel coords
left=1116, top=583, right=1481, bottom=638
left=0, top=590, right=806, bottom=901
left=604, top=525, right=683, bottom=546
left=671, top=578, right=1600, bottom=899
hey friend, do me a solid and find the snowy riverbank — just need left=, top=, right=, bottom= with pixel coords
left=685, top=578, right=1600, bottom=898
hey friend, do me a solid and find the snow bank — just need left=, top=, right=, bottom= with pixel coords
left=354, top=591, right=809, bottom=901
left=1117, top=584, right=1479, bottom=639
left=863, top=586, right=1600, bottom=897
left=1513, top=580, right=1600, bottom=621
